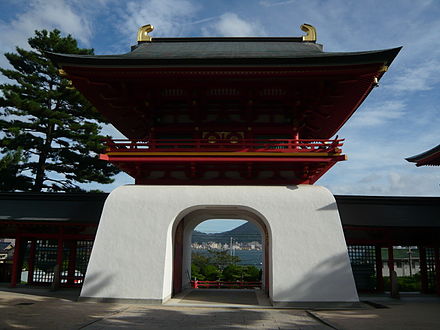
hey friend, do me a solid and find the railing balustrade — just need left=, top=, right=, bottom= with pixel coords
left=104, top=138, right=344, bottom=154
left=191, top=280, right=262, bottom=289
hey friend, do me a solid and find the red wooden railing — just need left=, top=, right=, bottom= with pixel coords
left=191, top=280, right=262, bottom=289
left=104, top=138, right=343, bottom=154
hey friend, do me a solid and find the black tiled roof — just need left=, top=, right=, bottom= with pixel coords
left=129, top=38, right=324, bottom=59
left=335, top=195, right=440, bottom=228
left=48, top=37, right=401, bottom=67
left=406, top=144, right=440, bottom=163
left=0, top=192, right=439, bottom=228
left=0, top=192, right=107, bottom=224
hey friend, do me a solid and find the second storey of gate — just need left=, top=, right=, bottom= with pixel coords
left=50, top=25, right=400, bottom=185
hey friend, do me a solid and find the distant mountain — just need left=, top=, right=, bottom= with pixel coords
left=192, top=221, right=262, bottom=244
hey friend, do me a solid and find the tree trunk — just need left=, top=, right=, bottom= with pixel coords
left=33, top=123, right=53, bottom=191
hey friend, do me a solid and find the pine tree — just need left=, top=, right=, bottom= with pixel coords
left=0, top=148, right=33, bottom=191
left=0, top=30, right=120, bottom=192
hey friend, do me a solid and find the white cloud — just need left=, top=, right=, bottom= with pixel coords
left=324, top=169, right=440, bottom=196
left=259, top=0, right=296, bottom=7
left=0, top=0, right=98, bottom=86
left=389, top=59, right=440, bottom=92
left=349, top=101, right=406, bottom=127
left=0, top=0, right=93, bottom=53
left=116, top=0, right=198, bottom=41
left=202, top=12, right=265, bottom=37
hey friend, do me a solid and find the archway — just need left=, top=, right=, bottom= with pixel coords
left=80, top=185, right=358, bottom=304
left=172, top=206, right=271, bottom=299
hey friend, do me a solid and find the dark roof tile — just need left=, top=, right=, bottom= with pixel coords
left=48, top=37, right=401, bottom=67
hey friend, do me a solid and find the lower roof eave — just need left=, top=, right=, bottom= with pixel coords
left=103, top=155, right=346, bottom=163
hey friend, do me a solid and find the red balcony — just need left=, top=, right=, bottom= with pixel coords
left=100, top=138, right=346, bottom=185
left=103, top=138, right=344, bottom=154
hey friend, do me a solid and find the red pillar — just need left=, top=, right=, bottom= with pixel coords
left=27, top=239, right=36, bottom=284
left=419, top=246, right=428, bottom=293
left=172, top=219, right=184, bottom=295
left=67, top=240, right=77, bottom=285
left=10, top=235, right=22, bottom=288
left=55, top=229, right=64, bottom=287
left=375, top=246, right=384, bottom=292
left=264, top=230, right=269, bottom=294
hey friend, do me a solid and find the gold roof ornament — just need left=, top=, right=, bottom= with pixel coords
left=137, top=24, right=154, bottom=42
left=300, top=24, right=317, bottom=42
left=57, top=68, right=67, bottom=77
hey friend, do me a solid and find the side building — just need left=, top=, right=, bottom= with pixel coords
left=1, top=192, right=439, bottom=295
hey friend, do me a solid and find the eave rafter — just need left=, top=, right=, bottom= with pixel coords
left=66, top=71, right=378, bottom=139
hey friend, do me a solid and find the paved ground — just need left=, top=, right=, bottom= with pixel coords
left=1, top=286, right=440, bottom=329
left=169, top=289, right=272, bottom=307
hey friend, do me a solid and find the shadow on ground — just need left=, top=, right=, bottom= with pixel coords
left=2, top=285, right=440, bottom=329
left=81, top=307, right=327, bottom=329
left=176, top=289, right=259, bottom=305
left=0, top=285, right=123, bottom=330
left=0, top=286, right=326, bottom=329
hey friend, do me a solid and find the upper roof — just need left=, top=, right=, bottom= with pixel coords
left=48, top=25, right=401, bottom=140
left=406, top=144, right=440, bottom=166
left=49, top=38, right=400, bottom=67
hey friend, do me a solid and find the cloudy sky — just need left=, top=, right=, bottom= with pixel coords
left=1, top=0, right=439, bottom=202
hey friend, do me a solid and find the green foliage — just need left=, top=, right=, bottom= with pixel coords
left=192, top=253, right=210, bottom=269
left=222, top=264, right=243, bottom=281
left=203, top=264, right=222, bottom=281
left=0, top=148, right=33, bottom=191
left=223, top=264, right=261, bottom=282
left=207, top=249, right=241, bottom=270
left=191, top=251, right=261, bottom=282
left=383, top=273, right=421, bottom=292
left=0, top=29, right=120, bottom=192
left=191, top=264, right=205, bottom=280
left=192, top=253, right=222, bottom=280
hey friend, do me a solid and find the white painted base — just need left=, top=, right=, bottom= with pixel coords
left=80, top=185, right=359, bottom=303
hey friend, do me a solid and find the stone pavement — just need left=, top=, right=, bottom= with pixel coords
left=82, top=307, right=328, bottom=329
left=167, top=288, right=272, bottom=307
left=314, top=295, right=440, bottom=330
left=1, top=286, right=440, bottom=329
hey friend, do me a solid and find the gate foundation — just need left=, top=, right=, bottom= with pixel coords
left=80, top=184, right=358, bottom=305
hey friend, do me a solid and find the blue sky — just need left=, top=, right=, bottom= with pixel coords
left=1, top=0, right=439, bottom=231
left=195, top=219, right=247, bottom=233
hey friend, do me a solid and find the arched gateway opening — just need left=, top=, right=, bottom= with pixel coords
left=172, top=206, right=271, bottom=299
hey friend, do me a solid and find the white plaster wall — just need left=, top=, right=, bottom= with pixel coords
left=80, top=185, right=358, bottom=303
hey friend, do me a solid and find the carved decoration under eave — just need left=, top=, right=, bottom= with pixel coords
left=137, top=24, right=154, bottom=42
left=301, top=24, right=317, bottom=42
